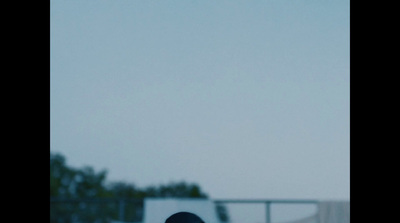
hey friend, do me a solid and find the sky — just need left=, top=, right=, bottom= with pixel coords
left=50, top=0, right=350, bottom=202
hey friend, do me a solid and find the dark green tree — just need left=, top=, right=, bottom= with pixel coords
left=50, top=152, right=229, bottom=223
left=50, top=153, right=115, bottom=223
left=50, top=153, right=109, bottom=198
left=142, top=182, right=208, bottom=198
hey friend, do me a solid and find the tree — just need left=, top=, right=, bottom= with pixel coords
left=50, top=153, right=113, bottom=223
left=142, top=182, right=208, bottom=198
left=50, top=153, right=109, bottom=198
left=50, top=152, right=228, bottom=223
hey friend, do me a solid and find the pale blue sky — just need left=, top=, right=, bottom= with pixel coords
left=50, top=0, right=349, bottom=200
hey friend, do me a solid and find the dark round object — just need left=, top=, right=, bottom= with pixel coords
left=165, top=212, right=205, bottom=223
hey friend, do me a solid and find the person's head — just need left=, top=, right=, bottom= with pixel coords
left=165, top=212, right=205, bottom=223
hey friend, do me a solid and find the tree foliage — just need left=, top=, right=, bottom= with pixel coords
left=50, top=153, right=208, bottom=199
left=50, top=152, right=228, bottom=223
left=50, top=153, right=109, bottom=198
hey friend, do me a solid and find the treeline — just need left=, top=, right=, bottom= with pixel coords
left=50, top=152, right=207, bottom=199
left=50, top=152, right=229, bottom=223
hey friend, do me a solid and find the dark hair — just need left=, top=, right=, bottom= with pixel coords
left=165, top=212, right=205, bottom=223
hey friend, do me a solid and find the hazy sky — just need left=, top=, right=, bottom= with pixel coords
left=50, top=0, right=349, bottom=201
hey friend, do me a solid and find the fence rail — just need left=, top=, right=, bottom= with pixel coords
left=50, top=198, right=320, bottom=223
left=214, top=199, right=319, bottom=223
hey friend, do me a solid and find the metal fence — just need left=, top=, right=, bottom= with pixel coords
left=50, top=198, right=320, bottom=223
left=215, top=199, right=319, bottom=223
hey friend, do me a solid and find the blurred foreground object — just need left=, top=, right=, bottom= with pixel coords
left=165, top=212, right=205, bottom=223
left=143, top=198, right=220, bottom=223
